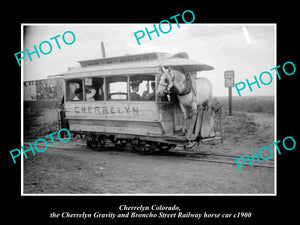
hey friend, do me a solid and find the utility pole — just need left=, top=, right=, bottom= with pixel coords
left=228, top=86, right=232, bottom=116
left=224, top=70, right=235, bottom=116
left=101, top=41, right=106, bottom=58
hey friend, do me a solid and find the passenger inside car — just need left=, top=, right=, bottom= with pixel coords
left=130, top=82, right=142, bottom=101
left=73, top=88, right=82, bottom=101
left=142, top=81, right=156, bottom=101
left=86, top=86, right=96, bottom=101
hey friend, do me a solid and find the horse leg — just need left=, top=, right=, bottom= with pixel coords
left=186, top=102, right=198, bottom=140
left=179, top=102, right=188, bottom=134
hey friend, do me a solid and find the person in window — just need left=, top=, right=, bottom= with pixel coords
left=73, top=88, right=82, bottom=101
left=86, top=86, right=96, bottom=101
left=98, top=87, right=104, bottom=100
left=130, top=82, right=142, bottom=101
left=142, top=81, right=156, bottom=101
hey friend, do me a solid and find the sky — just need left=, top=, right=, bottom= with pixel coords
left=23, top=24, right=276, bottom=97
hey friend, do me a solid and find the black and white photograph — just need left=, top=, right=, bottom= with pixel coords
left=22, top=24, right=276, bottom=195
left=4, top=5, right=298, bottom=225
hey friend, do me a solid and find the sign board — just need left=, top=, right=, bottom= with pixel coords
left=224, top=70, right=235, bottom=87
left=224, top=70, right=234, bottom=79
left=224, top=70, right=235, bottom=115
left=225, top=79, right=235, bottom=87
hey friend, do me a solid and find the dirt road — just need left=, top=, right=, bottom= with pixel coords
left=23, top=112, right=275, bottom=194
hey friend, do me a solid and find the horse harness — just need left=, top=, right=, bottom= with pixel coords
left=177, top=73, right=194, bottom=96
left=159, top=70, right=195, bottom=97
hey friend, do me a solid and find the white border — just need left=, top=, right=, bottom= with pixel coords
left=21, top=23, right=277, bottom=196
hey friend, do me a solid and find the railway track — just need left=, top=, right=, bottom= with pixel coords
left=25, top=140, right=275, bottom=169
left=158, top=149, right=275, bottom=169
left=93, top=142, right=275, bottom=169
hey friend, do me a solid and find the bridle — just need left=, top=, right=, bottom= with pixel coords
left=159, top=70, right=192, bottom=96
left=158, top=71, right=175, bottom=93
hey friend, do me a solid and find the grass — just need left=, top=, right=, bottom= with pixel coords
left=215, top=96, right=274, bottom=114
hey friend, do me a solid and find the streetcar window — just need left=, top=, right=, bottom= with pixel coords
left=83, top=77, right=104, bottom=101
left=106, top=76, right=128, bottom=100
left=129, top=74, right=155, bottom=101
left=66, top=79, right=83, bottom=101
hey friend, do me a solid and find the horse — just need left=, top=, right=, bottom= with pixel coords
left=157, top=66, right=213, bottom=139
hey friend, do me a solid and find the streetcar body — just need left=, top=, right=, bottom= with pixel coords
left=62, top=52, right=219, bottom=151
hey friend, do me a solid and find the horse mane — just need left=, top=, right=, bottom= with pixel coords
left=170, top=68, right=196, bottom=97
left=170, top=68, right=186, bottom=82
left=170, top=67, right=185, bottom=75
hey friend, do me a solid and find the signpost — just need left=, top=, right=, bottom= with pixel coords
left=224, top=70, right=235, bottom=116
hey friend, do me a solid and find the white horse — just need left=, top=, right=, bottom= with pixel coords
left=157, top=66, right=213, bottom=139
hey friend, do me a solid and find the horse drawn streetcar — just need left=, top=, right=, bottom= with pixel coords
left=61, top=52, right=222, bottom=153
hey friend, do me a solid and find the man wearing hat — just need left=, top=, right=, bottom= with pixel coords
left=130, top=81, right=142, bottom=101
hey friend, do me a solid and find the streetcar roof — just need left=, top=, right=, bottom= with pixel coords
left=62, top=52, right=214, bottom=79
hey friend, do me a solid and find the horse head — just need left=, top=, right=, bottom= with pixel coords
left=157, top=66, right=174, bottom=96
